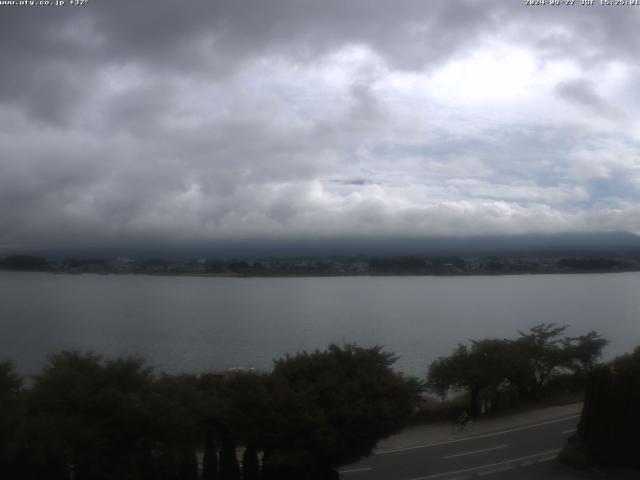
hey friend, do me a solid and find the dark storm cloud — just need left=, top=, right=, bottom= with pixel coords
left=2, top=1, right=639, bottom=121
left=88, top=0, right=495, bottom=68
left=1, top=1, right=640, bottom=248
left=0, top=1, right=488, bottom=123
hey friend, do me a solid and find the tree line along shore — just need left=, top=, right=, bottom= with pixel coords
left=2, top=253, right=640, bottom=277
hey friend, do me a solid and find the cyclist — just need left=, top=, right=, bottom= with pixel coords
left=456, top=410, right=470, bottom=431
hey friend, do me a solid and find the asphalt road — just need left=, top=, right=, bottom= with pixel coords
left=339, top=414, right=580, bottom=480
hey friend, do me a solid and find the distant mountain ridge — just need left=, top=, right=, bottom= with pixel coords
left=5, top=231, right=640, bottom=260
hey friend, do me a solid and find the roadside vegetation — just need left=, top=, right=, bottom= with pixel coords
left=425, top=324, right=607, bottom=417
left=561, top=345, right=640, bottom=470
left=0, top=324, right=619, bottom=479
left=0, top=345, right=419, bottom=480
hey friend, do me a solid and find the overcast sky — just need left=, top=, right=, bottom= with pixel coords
left=2, top=0, right=640, bottom=250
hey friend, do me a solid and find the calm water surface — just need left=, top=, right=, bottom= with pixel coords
left=1, top=271, right=639, bottom=376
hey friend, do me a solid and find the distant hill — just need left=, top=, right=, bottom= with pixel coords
left=6, top=231, right=640, bottom=260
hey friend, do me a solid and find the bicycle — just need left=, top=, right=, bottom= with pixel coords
left=452, top=414, right=472, bottom=434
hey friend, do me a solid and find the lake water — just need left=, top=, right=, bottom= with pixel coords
left=1, top=271, right=639, bottom=377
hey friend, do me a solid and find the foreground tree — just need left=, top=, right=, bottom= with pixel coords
left=573, top=346, right=640, bottom=468
left=27, top=351, right=156, bottom=480
left=219, top=436, right=241, bottom=480
left=198, top=370, right=271, bottom=480
left=516, top=324, right=608, bottom=398
left=241, top=445, right=260, bottom=480
left=260, top=344, right=420, bottom=479
left=427, top=339, right=518, bottom=414
left=3, top=344, right=420, bottom=479
left=0, top=361, right=23, bottom=476
left=201, top=429, right=219, bottom=480
left=148, top=373, right=202, bottom=480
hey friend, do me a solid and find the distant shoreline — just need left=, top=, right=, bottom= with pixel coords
left=2, top=252, right=640, bottom=278
left=3, top=268, right=640, bottom=279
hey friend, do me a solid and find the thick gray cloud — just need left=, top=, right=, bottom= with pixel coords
left=555, top=78, right=620, bottom=119
left=1, top=0, right=640, bottom=249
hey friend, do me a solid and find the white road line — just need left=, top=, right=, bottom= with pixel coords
left=478, top=465, right=513, bottom=476
left=375, top=415, right=579, bottom=455
left=444, top=445, right=508, bottom=459
left=536, top=456, right=557, bottom=463
left=338, top=466, right=373, bottom=474
left=405, top=448, right=561, bottom=480
left=561, top=428, right=577, bottom=435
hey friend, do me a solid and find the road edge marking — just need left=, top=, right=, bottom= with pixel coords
left=477, top=465, right=513, bottom=476
left=444, top=444, right=508, bottom=459
left=375, top=415, right=579, bottom=454
left=339, top=466, right=373, bottom=474
left=406, top=448, right=561, bottom=480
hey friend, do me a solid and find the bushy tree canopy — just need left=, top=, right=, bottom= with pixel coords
left=427, top=324, right=608, bottom=413
left=28, top=352, right=156, bottom=480
left=260, top=344, right=420, bottom=476
left=577, top=346, right=640, bottom=468
left=1, top=345, right=419, bottom=480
